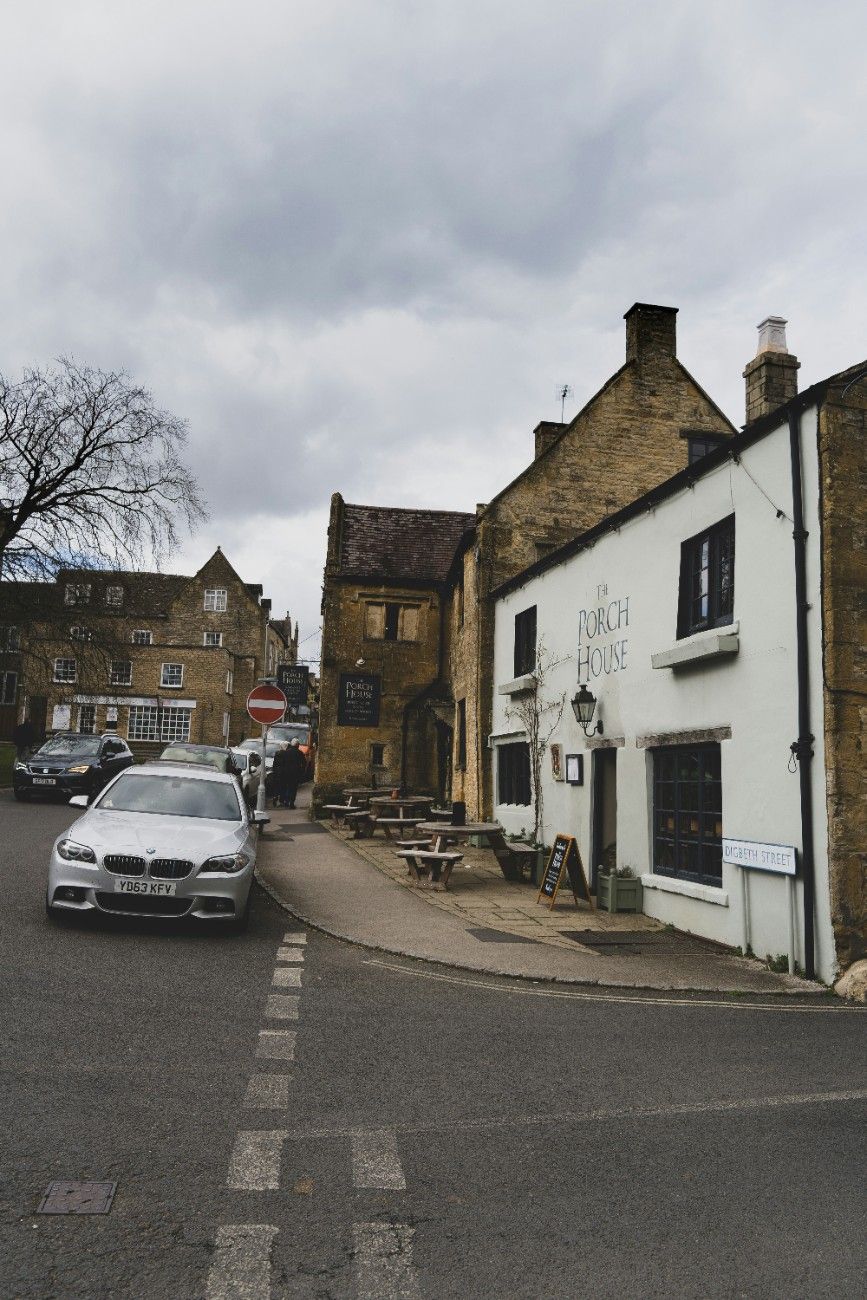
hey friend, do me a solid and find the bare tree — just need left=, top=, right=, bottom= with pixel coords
left=504, top=640, right=568, bottom=845
left=0, top=358, right=206, bottom=580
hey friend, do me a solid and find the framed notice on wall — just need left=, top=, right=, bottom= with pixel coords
left=550, top=743, right=564, bottom=781
left=337, top=672, right=381, bottom=727
left=565, top=754, right=584, bottom=785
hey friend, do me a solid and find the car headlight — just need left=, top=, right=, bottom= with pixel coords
left=14, top=760, right=28, bottom=771
left=200, top=852, right=251, bottom=874
left=56, top=838, right=97, bottom=864
left=67, top=764, right=93, bottom=774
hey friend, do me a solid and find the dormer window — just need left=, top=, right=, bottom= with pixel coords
left=105, top=585, right=124, bottom=607
left=64, top=583, right=91, bottom=607
left=204, top=588, right=227, bottom=612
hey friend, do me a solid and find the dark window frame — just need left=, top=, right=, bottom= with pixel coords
left=685, top=433, right=727, bottom=465
left=677, top=515, right=735, bottom=639
left=497, top=741, right=531, bottom=807
left=513, top=605, right=537, bottom=677
left=652, top=743, right=722, bottom=888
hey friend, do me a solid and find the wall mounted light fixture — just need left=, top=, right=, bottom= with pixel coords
left=570, top=683, right=603, bottom=737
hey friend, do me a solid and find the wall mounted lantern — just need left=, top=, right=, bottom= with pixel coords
left=571, top=683, right=603, bottom=737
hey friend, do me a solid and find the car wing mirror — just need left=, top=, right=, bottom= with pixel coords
left=68, top=794, right=90, bottom=807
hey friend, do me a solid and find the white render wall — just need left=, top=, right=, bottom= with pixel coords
left=492, top=407, right=835, bottom=982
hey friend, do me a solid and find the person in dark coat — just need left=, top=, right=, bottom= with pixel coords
left=12, top=716, right=36, bottom=758
left=283, top=738, right=306, bottom=809
left=270, top=743, right=291, bottom=808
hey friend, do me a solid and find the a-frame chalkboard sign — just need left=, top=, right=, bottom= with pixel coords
left=537, top=834, right=595, bottom=910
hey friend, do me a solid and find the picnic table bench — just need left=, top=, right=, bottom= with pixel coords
left=397, top=847, right=464, bottom=889
left=322, top=803, right=356, bottom=827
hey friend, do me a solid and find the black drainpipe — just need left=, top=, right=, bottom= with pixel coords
left=788, top=403, right=816, bottom=979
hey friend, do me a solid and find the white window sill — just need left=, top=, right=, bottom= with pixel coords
left=651, top=622, right=739, bottom=670
left=497, top=674, right=536, bottom=696
left=641, top=873, right=729, bottom=906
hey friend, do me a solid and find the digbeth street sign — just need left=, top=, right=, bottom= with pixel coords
left=722, top=838, right=797, bottom=877
left=277, top=663, right=309, bottom=706
left=337, top=672, right=380, bottom=727
left=246, top=682, right=288, bottom=727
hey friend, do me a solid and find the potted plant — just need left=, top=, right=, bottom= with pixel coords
left=597, top=864, right=643, bottom=913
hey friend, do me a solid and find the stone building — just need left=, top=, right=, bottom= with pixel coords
left=316, top=303, right=736, bottom=815
left=315, top=498, right=473, bottom=805
left=490, top=322, right=866, bottom=982
left=0, top=548, right=296, bottom=752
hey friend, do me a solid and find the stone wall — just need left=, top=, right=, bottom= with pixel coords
left=818, top=381, right=867, bottom=968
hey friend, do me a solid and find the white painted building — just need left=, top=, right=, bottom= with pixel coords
left=491, top=341, right=866, bottom=986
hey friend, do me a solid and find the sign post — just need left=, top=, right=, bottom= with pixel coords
left=537, top=834, right=594, bottom=910
left=247, top=683, right=288, bottom=813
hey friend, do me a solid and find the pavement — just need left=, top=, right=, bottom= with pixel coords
left=256, top=791, right=823, bottom=995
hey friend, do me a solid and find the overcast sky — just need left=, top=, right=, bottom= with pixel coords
left=2, top=1, right=864, bottom=665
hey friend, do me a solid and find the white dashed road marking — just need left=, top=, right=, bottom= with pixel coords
left=353, top=1222, right=421, bottom=1300
left=272, top=966, right=302, bottom=988
left=243, top=1075, right=290, bottom=1109
left=351, top=1130, right=407, bottom=1190
left=283, top=931, right=307, bottom=944
left=266, top=993, right=299, bottom=1020
left=228, top=1131, right=286, bottom=1191
left=206, top=1224, right=276, bottom=1300
left=256, top=1029, right=297, bottom=1061
left=276, top=946, right=305, bottom=963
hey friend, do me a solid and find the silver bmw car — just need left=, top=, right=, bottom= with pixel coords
left=46, top=762, right=268, bottom=931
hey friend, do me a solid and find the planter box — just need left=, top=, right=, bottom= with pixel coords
left=598, top=873, right=644, bottom=913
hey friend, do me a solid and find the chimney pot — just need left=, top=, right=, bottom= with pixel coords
left=755, top=316, right=789, bottom=356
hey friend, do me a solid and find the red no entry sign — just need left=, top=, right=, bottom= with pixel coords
left=246, top=682, right=287, bottom=726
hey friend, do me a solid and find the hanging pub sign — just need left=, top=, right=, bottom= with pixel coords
left=277, top=663, right=309, bottom=707
left=337, top=672, right=381, bottom=727
left=537, top=834, right=594, bottom=910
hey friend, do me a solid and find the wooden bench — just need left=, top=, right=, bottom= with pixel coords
left=395, top=838, right=433, bottom=849
left=397, top=848, right=463, bottom=889
left=506, top=842, right=541, bottom=884
left=344, top=810, right=374, bottom=838
left=371, top=816, right=422, bottom=841
left=323, top=803, right=355, bottom=827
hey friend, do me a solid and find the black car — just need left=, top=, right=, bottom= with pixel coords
left=13, top=732, right=135, bottom=802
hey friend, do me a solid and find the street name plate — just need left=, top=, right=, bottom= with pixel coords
left=722, top=838, right=797, bottom=876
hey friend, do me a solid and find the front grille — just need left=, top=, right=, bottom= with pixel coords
left=103, top=854, right=145, bottom=876
left=95, top=892, right=192, bottom=917
left=149, top=858, right=193, bottom=880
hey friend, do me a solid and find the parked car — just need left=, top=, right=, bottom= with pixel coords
left=46, top=762, right=268, bottom=930
left=236, top=737, right=283, bottom=781
left=259, top=722, right=316, bottom=779
left=158, top=743, right=241, bottom=775
left=14, top=733, right=134, bottom=802
left=229, top=747, right=262, bottom=806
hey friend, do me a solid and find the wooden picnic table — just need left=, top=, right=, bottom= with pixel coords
left=368, top=794, right=433, bottom=818
left=412, top=821, right=525, bottom=885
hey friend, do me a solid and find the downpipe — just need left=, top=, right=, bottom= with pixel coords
left=788, top=406, right=816, bottom=980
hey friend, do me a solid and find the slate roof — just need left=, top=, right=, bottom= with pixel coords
left=339, top=504, right=475, bottom=583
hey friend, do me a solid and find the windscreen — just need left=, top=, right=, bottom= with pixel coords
left=161, top=746, right=227, bottom=771
left=38, top=736, right=102, bottom=757
left=271, top=725, right=310, bottom=745
left=97, top=773, right=242, bottom=821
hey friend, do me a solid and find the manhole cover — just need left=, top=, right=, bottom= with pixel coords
left=467, top=927, right=539, bottom=944
left=38, top=1181, right=117, bottom=1215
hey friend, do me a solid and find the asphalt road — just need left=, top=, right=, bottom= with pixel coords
left=1, top=789, right=865, bottom=1299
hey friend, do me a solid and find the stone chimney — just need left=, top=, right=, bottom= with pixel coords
left=534, top=420, right=567, bottom=459
left=743, top=316, right=800, bottom=424
left=624, top=303, right=678, bottom=366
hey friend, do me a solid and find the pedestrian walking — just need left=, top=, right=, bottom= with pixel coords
left=271, top=742, right=291, bottom=808
left=284, top=738, right=306, bottom=809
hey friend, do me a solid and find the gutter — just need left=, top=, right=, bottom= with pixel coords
left=787, top=403, right=818, bottom=980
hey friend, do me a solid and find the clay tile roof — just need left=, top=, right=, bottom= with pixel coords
left=340, top=504, right=475, bottom=583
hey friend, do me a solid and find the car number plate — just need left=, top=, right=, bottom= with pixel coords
left=114, top=879, right=177, bottom=896
left=33, top=777, right=55, bottom=785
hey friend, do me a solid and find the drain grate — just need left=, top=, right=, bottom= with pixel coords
left=467, top=927, right=539, bottom=944
left=38, top=1181, right=117, bottom=1215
